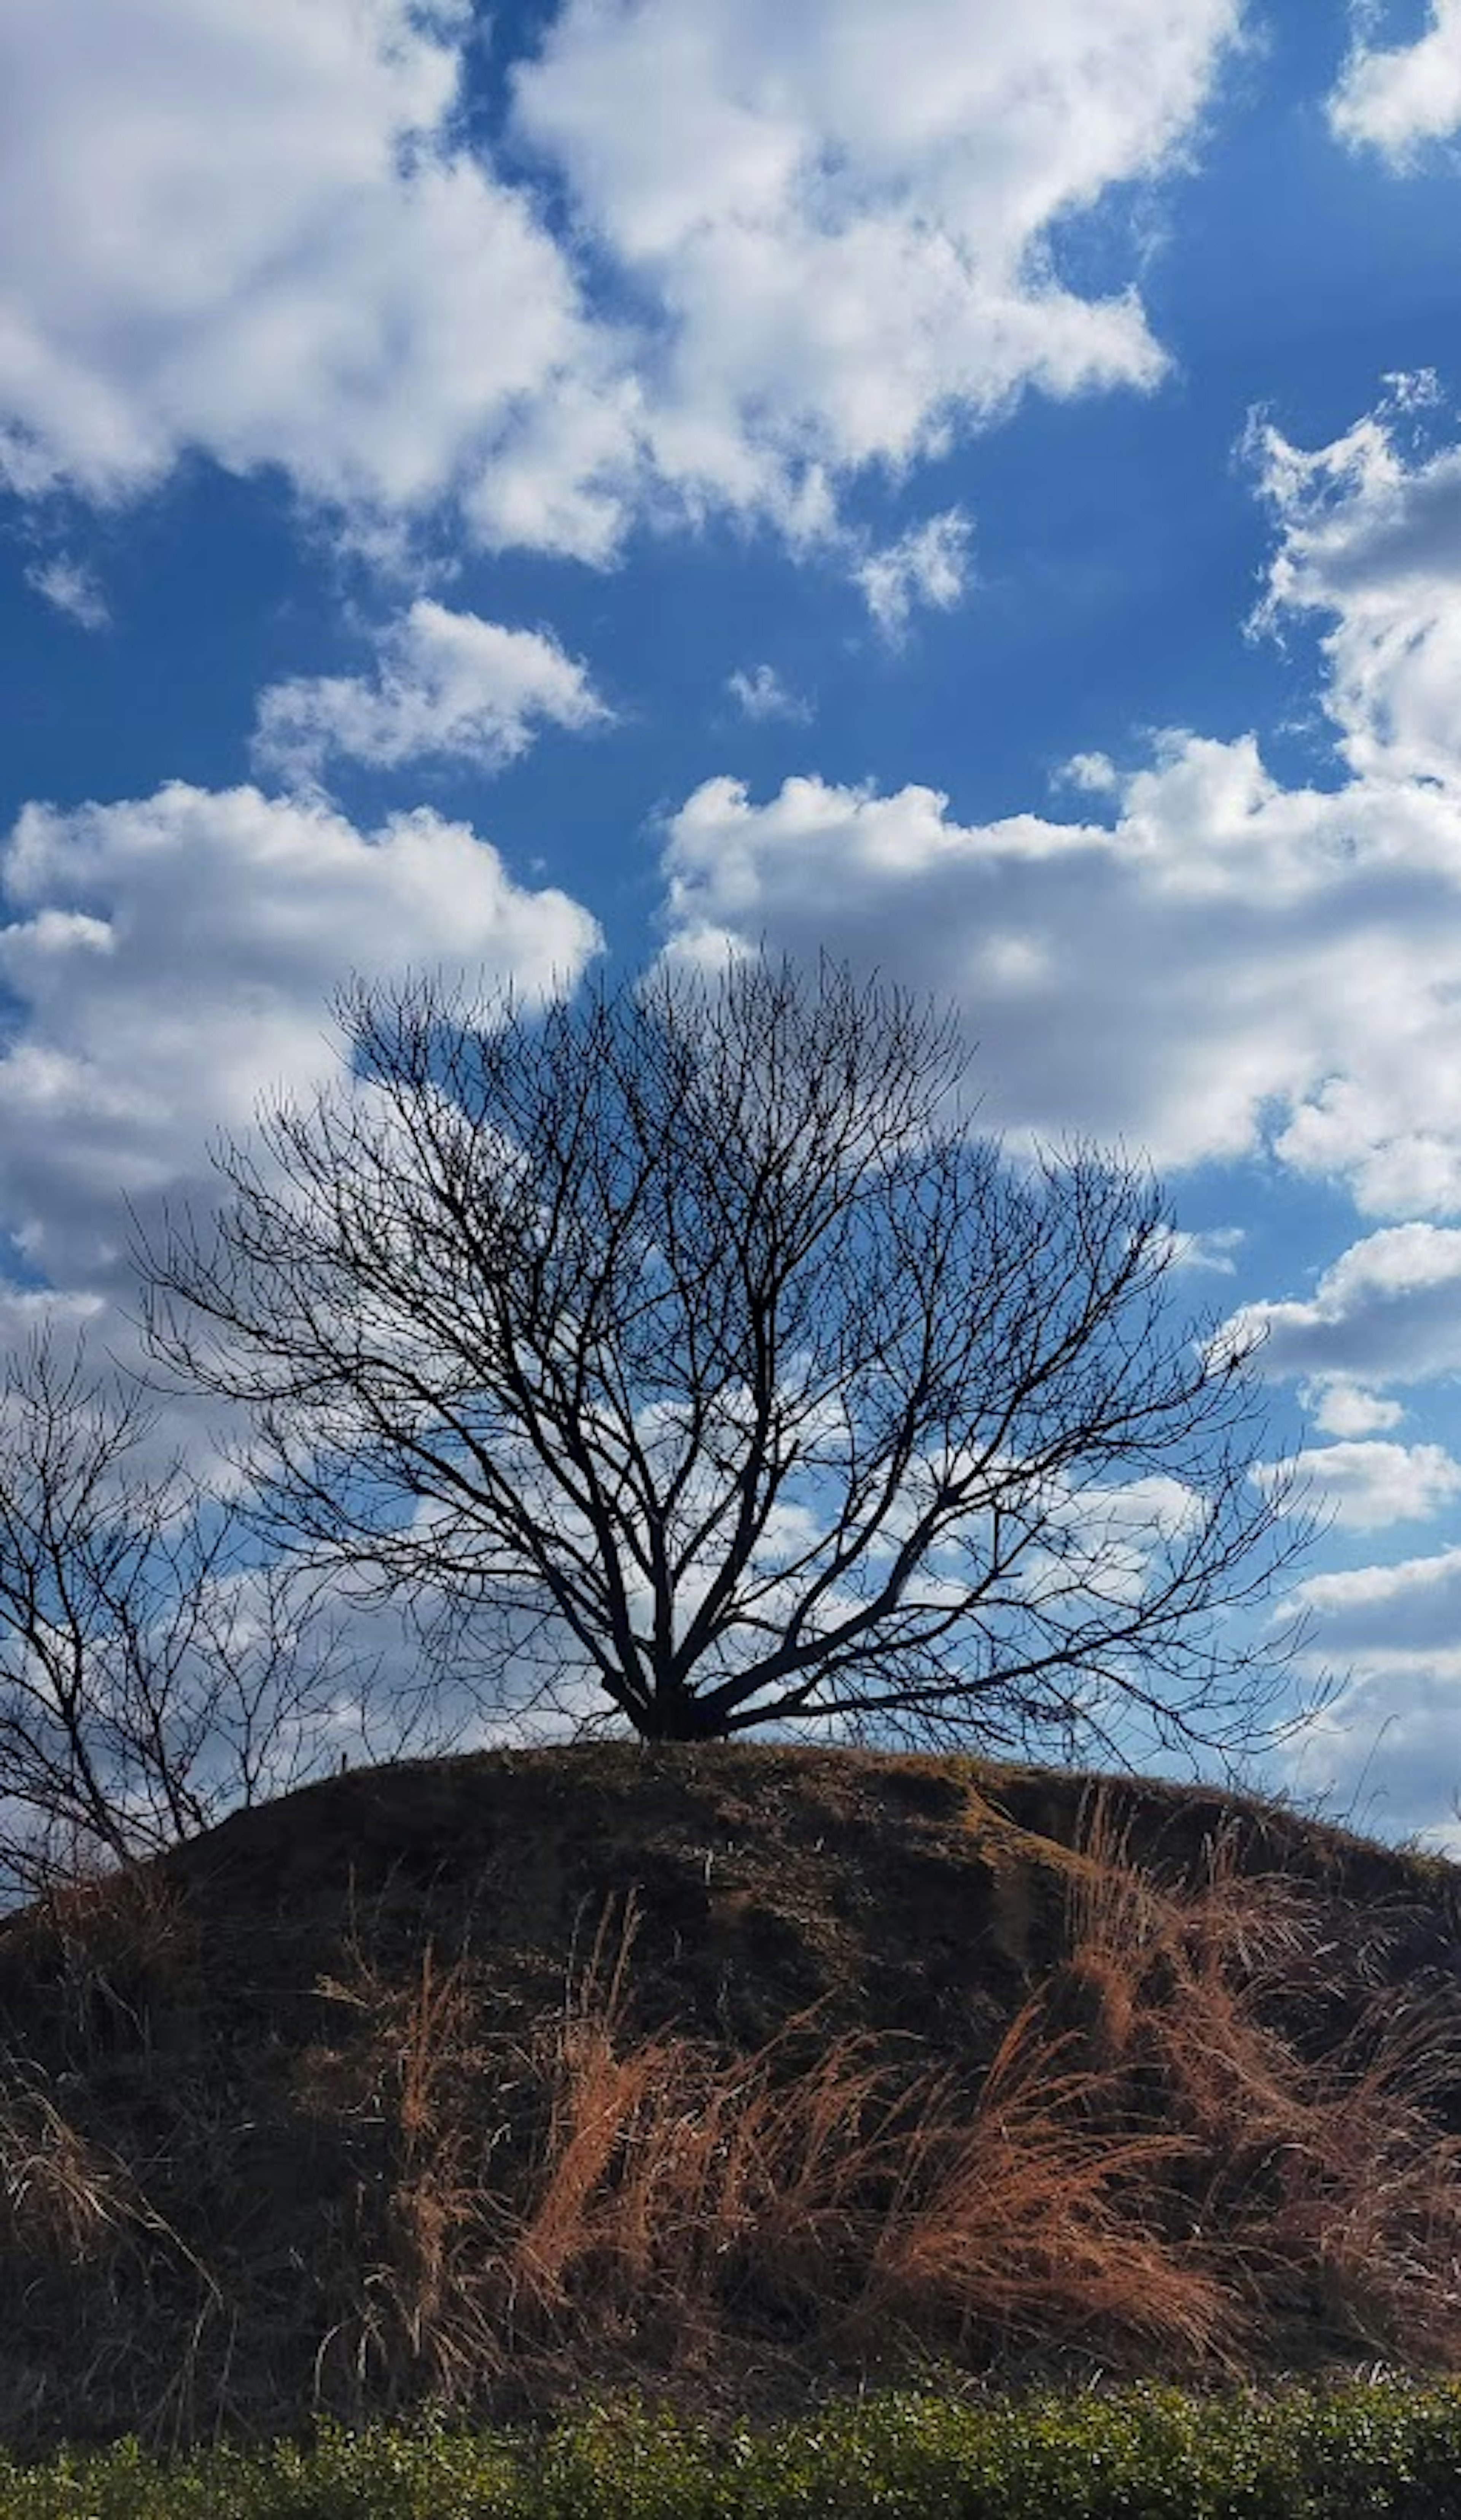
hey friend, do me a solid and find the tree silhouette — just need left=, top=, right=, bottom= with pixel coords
left=146, top=958, right=1311, bottom=1755
left=0, top=1333, right=385, bottom=1894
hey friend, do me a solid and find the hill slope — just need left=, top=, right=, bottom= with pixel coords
left=1, top=1744, right=1460, bottom=2449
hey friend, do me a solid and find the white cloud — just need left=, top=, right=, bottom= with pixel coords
left=1249, top=382, right=1461, bottom=793
left=1329, top=3, right=1461, bottom=161
left=253, top=601, right=611, bottom=786
left=1287, top=1546, right=1461, bottom=1710
left=1228, top=1225, right=1461, bottom=1391
left=658, top=742, right=1461, bottom=1188
left=24, top=555, right=108, bottom=630
left=516, top=0, right=1240, bottom=534
left=1057, top=750, right=1121, bottom=796
left=1305, top=1380, right=1405, bottom=1438
left=1275, top=1534, right=1461, bottom=1841
left=855, top=510, right=974, bottom=638
left=1292, top=1543, right=1461, bottom=1641
left=660, top=391, right=1461, bottom=1216
left=1259, top=1438, right=1461, bottom=1532
left=0, top=0, right=1243, bottom=561
left=725, top=664, right=812, bottom=725
left=1163, top=1224, right=1245, bottom=1275
left=0, top=0, right=636, bottom=555
left=0, top=781, right=599, bottom=1314
left=1279, top=1659, right=1461, bottom=1850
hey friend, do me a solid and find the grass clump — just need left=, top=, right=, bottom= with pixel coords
left=6, top=2385, right=1461, bottom=2520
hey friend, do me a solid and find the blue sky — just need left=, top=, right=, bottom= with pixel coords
left=8, top=0, right=1461, bottom=1837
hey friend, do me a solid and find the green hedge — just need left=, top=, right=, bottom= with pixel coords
left=5, top=2383, right=1461, bottom=2520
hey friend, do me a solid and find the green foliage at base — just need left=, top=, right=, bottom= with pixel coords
left=5, top=2383, right=1461, bottom=2520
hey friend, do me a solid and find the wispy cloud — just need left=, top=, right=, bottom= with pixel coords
left=725, top=663, right=812, bottom=725
left=25, top=556, right=108, bottom=631
left=854, top=510, right=973, bottom=639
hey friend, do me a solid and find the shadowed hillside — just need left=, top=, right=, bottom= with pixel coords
left=1, top=1744, right=1460, bottom=2451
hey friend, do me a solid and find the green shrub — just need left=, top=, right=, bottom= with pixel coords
left=3, top=2383, right=1461, bottom=2520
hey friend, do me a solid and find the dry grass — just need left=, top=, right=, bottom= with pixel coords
left=312, top=1896, right=1231, bottom=2415
left=303, top=1832, right=1461, bottom=2418
left=1052, top=1793, right=1461, bottom=2362
left=0, top=2059, right=142, bottom=2262
left=860, top=2001, right=1230, bottom=2365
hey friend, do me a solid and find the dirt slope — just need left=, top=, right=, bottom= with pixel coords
left=148, top=1743, right=1461, bottom=2060
left=1, top=1744, right=1459, bottom=2449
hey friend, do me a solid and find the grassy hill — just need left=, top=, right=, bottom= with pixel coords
left=1, top=1743, right=1460, bottom=2453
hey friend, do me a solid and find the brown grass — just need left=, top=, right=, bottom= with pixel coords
left=0, top=2059, right=141, bottom=2262
left=1050, top=1792, right=1461, bottom=2362
left=309, top=1894, right=1233, bottom=2415
left=304, top=1830, right=1461, bottom=2418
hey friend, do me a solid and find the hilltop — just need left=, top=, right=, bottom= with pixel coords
left=1, top=1743, right=1459, bottom=2451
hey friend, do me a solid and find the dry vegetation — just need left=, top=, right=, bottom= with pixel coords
left=0, top=1744, right=1458, bottom=2453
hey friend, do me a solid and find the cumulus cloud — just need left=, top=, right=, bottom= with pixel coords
left=1258, top=1438, right=1461, bottom=1533
left=516, top=0, right=1239, bottom=534
left=659, top=744, right=1461, bottom=1188
left=1057, top=750, right=1122, bottom=796
left=253, top=602, right=611, bottom=786
left=24, top=555, right=108, bottom=630
left=1227, top=1225, right=1461, bottom=1393
left=1329, top=3, right=1461, bottom=161
left=1272, top=1525, right=1461, bottom=1841
left=0, top=781, right=599, bottom=1313
left=854, top=510, right=974, bottom=638
left=660, top=390, right=1461, bottom=1217
left=725, top=664, right=812, bottom=725
left=1306, top=1380, right=1405, bottom=1439
left=0, top=0, right=635, bottom=554
left=1285, top=1549, right=1461, bottom=1835
left=1292, top=1544, right=1461, bottom=1649
left=1279, top=1661, right=1461, bottom=1850
left=0, top=0, right=1242, bottom=560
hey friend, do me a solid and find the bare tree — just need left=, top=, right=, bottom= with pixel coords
left=145, top=958, right=1313, bottom=1758
left=0, top=1333, right=402, bottom=1897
